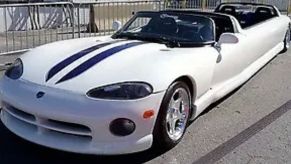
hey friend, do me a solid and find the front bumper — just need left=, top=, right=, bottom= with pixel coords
left=0, top=76, right=165, bottom=155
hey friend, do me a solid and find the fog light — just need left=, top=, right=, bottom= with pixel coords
left=110, top=118, right=135, bottom=136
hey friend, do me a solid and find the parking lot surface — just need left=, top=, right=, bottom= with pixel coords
left=1, top=48, right=291, bottom=164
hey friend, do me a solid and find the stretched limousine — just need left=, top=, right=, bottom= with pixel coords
left=0, top=3, right=290, bottom=154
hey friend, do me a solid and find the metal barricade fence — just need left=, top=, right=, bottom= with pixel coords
left=75, top=0, right=162, bottom=38
left=0, top=0, right=290, bottom=56
left=0, top=2, right=74, bottom=55
left=165, top=0, right=221, bottom=10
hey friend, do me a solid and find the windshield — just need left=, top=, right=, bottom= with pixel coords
left=112, top=12, right=215, bottom=47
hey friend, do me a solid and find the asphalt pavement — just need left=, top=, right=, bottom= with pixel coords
left=1, top=48, right=291, bottom=164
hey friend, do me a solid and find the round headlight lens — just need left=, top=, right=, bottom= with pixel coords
left=87, top=82, right=153, bottom=100
left=5, top=59, right=23, bottom=80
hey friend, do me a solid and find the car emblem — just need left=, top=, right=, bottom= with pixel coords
left=36, top=91, right=45, bottom=98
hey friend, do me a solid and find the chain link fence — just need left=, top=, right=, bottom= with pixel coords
left=0, top=0, right=290, bottom=56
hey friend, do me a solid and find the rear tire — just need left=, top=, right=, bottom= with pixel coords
left=281, top=27, right=290, bottom=53
left=153, top=81, right=191, bottom=149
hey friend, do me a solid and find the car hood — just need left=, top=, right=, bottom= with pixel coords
left=19, top=36, right=217, bottom=94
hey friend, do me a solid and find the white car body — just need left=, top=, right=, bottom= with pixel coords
left=0, top=4, right=290, bottom=155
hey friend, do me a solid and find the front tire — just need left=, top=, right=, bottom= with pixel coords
left=153, top=81, right=191, bottom=149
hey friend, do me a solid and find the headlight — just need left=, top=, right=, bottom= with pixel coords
left=87, top=82, right=153, bottom=100
left=5, top=58, right=23, bottom=80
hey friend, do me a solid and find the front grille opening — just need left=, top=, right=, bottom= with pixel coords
left=4, top=103, right=35, bottom=121
left=4, top=110, right=38, bottom=131
left=48, top=119, right=91, bottom=134
left=46, top=128, right=93, bottom=141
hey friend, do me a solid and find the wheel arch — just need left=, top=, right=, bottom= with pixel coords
left=172, top=76, right=197, bottom=120
left=173, top=75, right=197, bottom=103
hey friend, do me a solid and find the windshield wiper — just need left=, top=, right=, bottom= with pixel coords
left=113, top=33, right=180, bottom=48
left=113, top=33, right=138, bottom=40
left=156, top=36, right=180, bottom=48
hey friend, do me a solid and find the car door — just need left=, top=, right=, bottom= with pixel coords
left=210, top=32, right=251, bottom=88
left=241, top=17, right=285, bottom=61
left=210, top=13, right=286, bottom=89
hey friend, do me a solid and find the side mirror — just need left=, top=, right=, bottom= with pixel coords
left=218, top=33, right=239, bottom=45
left=215, top=33, right=239, bottom=62
left=112, top=21, right=122, bottom=31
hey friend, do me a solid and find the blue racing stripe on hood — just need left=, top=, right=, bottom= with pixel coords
left=56, top=41, right=146, bottom=84
left=46, top=40, right=122, bottom=82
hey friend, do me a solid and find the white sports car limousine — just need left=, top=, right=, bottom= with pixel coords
left=0, top=3, right=290, bottom=154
